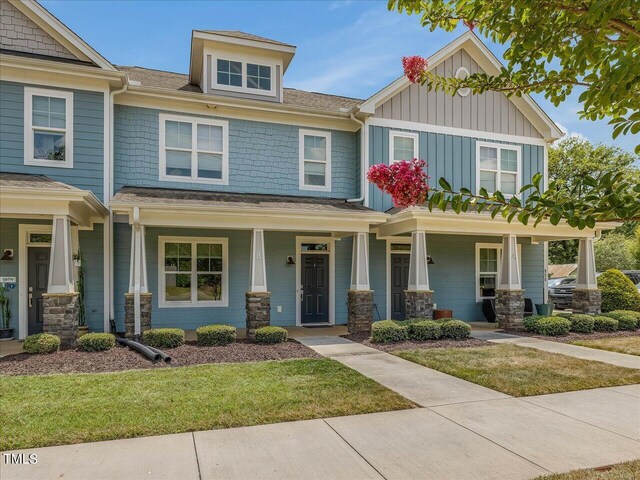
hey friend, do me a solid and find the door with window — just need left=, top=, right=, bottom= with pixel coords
left=28, top=247, right=50, bottom=335
left=300, top=243, right=330, bottom=324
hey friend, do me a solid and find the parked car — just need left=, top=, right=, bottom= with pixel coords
left=549, top=270, right=640, bottom=309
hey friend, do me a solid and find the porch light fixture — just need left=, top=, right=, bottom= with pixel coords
left=1, top=249, right=13, bottom=261
left=286, top=256, right=295, bottom=265
left=427, top=255, right=435, bottom=265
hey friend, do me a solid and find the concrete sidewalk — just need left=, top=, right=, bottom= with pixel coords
left=472, top=331, right=640, bottom=369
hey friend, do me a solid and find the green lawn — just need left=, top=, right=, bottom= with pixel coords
left=570, top=336, right=640, bottom=356
left=395, top=344, right=640, bottom=396
left=537, top=459, right=640, bottom=479
left=0, top=358, right=414, bottom=450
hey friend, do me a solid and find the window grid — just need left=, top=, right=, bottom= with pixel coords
left=299, top=130, right=331, bottom=191
left=389, top=131, right=419, bottom=164
left=477, top=142, right=521, bottom=196
left=247, top=64, right=271, bottom=91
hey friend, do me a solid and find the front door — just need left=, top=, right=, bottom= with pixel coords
left=28, top=247, right=49, bottom=335
left=391, top=253, right=410, bottom=320
left=301, top=254, right=329, bottom=324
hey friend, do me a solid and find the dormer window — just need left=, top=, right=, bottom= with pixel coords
left=247, top=64, right=271, bottom=91
left=217, top=60, right=242, bottom=87
left=210, top=55, right=276, bottom=97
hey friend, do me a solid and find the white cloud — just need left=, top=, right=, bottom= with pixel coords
left=329, top=0, right=354, bottom=10
left=555, top=122, right=588, bottom=142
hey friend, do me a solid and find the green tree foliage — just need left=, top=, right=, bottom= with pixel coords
left=593, top=234, right=636, bottom=271
left=632, top=227, right=640, bottom=268
left=390, top=0, right=640, bottom=152
left=597, top=269, right=640, bottom=312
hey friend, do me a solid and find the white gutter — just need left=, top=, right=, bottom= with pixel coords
left=347, top=113, right=368, bottom=205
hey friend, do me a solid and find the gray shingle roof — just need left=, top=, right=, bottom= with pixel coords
left=112, top=186, right=375, bottom=213
left=0, top=172, right=76, bottom=190
left=116, top=65, right=362, bottom=113
left=195, top=30, right=294, bottom=48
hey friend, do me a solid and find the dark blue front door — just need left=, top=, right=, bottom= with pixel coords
left=301, top=254, right=329, bottom=324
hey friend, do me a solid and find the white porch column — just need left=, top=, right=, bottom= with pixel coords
left=249, top=229, right=267, bottom=292
left=498, top=234, right=521, bottom=290
left=407, top=231, right=429, bottom=291
left=71, top=225, right=80, bottom=287
left=350, top=232, right=370, bottom=290
left=575, top=238, right=597, bottom=289
left=128, top=208, right=148, bottom=336
left=47, top=215, right=75, bottom=293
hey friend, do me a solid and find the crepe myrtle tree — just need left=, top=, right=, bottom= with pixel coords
left=390, top=0, right=640, bottom=153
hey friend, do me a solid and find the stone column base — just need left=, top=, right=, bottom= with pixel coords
left=43, top=293, right=79, bottom=348
left=495, top=289, right=525, bottom=329
left=572, top=289, right=601, bottom=314
left=347, top=290, right=374, bottom=335
left=404, top=290, right=434, bottom=319
left=125, top=293, right=152, bottom=339
left=246, top=292, right=271, bottom=340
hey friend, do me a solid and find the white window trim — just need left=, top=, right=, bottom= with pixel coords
left=299, top=129, right=331, bottom=192
left=24, top=87, right=74, bottom=168
left=475, top=242, right=522, bottom=302
left=210, top=53, right=277, bottom=97
left=159, top=113, right=229, bottom=185
left=389, top=131, right=419, bottom=163
left=475, top=141, right=521, bottom=197
left=158, top=236, right=229, bottom=308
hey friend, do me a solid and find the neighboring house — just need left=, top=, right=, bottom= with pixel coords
left=0, top=0, right=606, bottom=342
left=548, top=264, right=578, bottom=279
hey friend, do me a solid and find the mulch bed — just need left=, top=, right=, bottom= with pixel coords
left=343, top=334, right=492, bottom=352
left=0, top=340, right=322, bottom=376
left=502, top=328, right=640, bottom=343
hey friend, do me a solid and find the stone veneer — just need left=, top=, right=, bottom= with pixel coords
left=572, top=289, right=602, bottom=315
left=43, top=293, right=79, bottom=348
left=246, top=292, right=271, bottom=340
left=347, top=290, right=374, bottom=335
left=495, top=289, right=525, bottom=329
left=124, top=293, right=152, bottom=338
left=404, top=290, right=434, bottom=319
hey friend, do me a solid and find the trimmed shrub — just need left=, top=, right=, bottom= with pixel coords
left=523, top=315, right=546, bottom=332
left=535, top=317, right=571, bottom=336
left=196, top=325, right=236, bottom=346
left=23, top=333, right=60, bottom=354
left=142, top=328, right=185, bottom=348
left=78, top=333, right=115, bottom=352
left=601, top=312, right=639, bottom=331
left=371, top=320, right=408, bottom=343
left=597, top=269, right=640, bottom=312
left=608, top=310, right=640, bottom=322
left=439, top=319, right=471, bottom=339
left=593, top=316, right=619, bottom=332
left=553, top=312, right=573, bottom=319
left=569, top=314, right=595, bottom=334
left=254, top=326, right=288, bottom=344
left=408, top=320, right=442, bottom=340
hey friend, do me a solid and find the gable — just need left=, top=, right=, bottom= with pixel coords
left=374, top=47, right=542, bottom=139
left=0, top=0, right=77, bottom=61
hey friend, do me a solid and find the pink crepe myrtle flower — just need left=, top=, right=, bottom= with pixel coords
left=367, top=159, right=430, bottom=208
left=402, top=56, right=428, bottom=84
left=463, top=19, right=476, bottom=31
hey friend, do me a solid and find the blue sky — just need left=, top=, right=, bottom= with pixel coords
left=42, top=0, right=636, bottom=153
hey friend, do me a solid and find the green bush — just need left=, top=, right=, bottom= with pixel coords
left=569, top=314, right=595, bottom=334
left=597, top=269, right=640, bottom=312
left=23, top=333, right=60, bottom=354
left=553, top=312, right=573, bottom=319
left=593, top=316, right=619, bottom=332
left=407, top=320, right=442, bottom=340
left=142, top=328, right=185, bottom=348
left=77, top=333, right=115, bottom=352
left=523, top=315, right=546, bottom=332
left=371, top=320, right=408, bottom=343
left=608, top=310, right=640, bottom=322
left=601, top=312, right=639, bottom=330
left=535, top=317, right=571, bottom=336
left=254, top=326, right=288, bottom=344
left=439, top=319, right=471, bottom=339
left=196, top=325, right=236, bottom=346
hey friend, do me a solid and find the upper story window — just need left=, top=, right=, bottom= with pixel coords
left=247, top=64, right=271, bottom=91
left=217, top=59, right=242, bottom=87
left=299, top=129, right=331, bottom=192
left=211, top=55, right=276, bottom=96
left=159, top=113, right=229, bottom=185
left=389, top=131, right=419, bottom=163
left=24, top=87, right=73, bottom=168
left=476, top=142, right=521, bottom=196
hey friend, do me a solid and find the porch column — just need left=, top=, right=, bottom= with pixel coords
left=348, top=232, right=373, bottom=335
left=495, top=234, right=525, bottom=328
left=572, top=237, right=601, bottom=314
left=405, top=231, right=433, bottom=319
left=125, top=208, right=151, bottom=338
left=246, top=229, right=270, bottom=340
left=43, top=215, right=79, bottom=347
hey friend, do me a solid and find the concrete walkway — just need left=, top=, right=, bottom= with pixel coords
left=472, top=330, right=640, bottom=369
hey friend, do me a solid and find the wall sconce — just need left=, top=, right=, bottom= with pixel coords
left=1, top=249, right=13, bottom=261
left=286, top=256, right=295, bottom=265
left=427, top=255, right=435, bottom=265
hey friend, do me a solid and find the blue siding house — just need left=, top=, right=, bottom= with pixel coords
left=0, top=0, right=603, bottom=343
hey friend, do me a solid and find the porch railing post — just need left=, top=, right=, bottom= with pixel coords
left=405, top=231, right=433, bottom=319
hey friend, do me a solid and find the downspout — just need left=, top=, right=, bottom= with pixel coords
left=347, top=113, right=368, bottom=205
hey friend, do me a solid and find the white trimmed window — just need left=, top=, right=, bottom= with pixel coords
left=212, top=55, right=276, bottom=96
left=475, top=243, right=522, bottom=301
left=159, top=237, right=228, bottom=308
left=24, top=87, right=73, bottom=168
left=389, top=131, right=419, bottom=163
left=476, top=142, right=521, bottom=196
left=299, top=129, right=331, bottom=191
left=159, top=114, right=228, bottom=184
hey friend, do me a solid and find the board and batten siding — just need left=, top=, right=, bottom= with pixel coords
left=113, top=105, right=358, bottom=198
left=0, top=81, right=105, bottom=198
left=369, top=126, right=544, bottom=212
left=375, top=48, right=542, bottom=138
